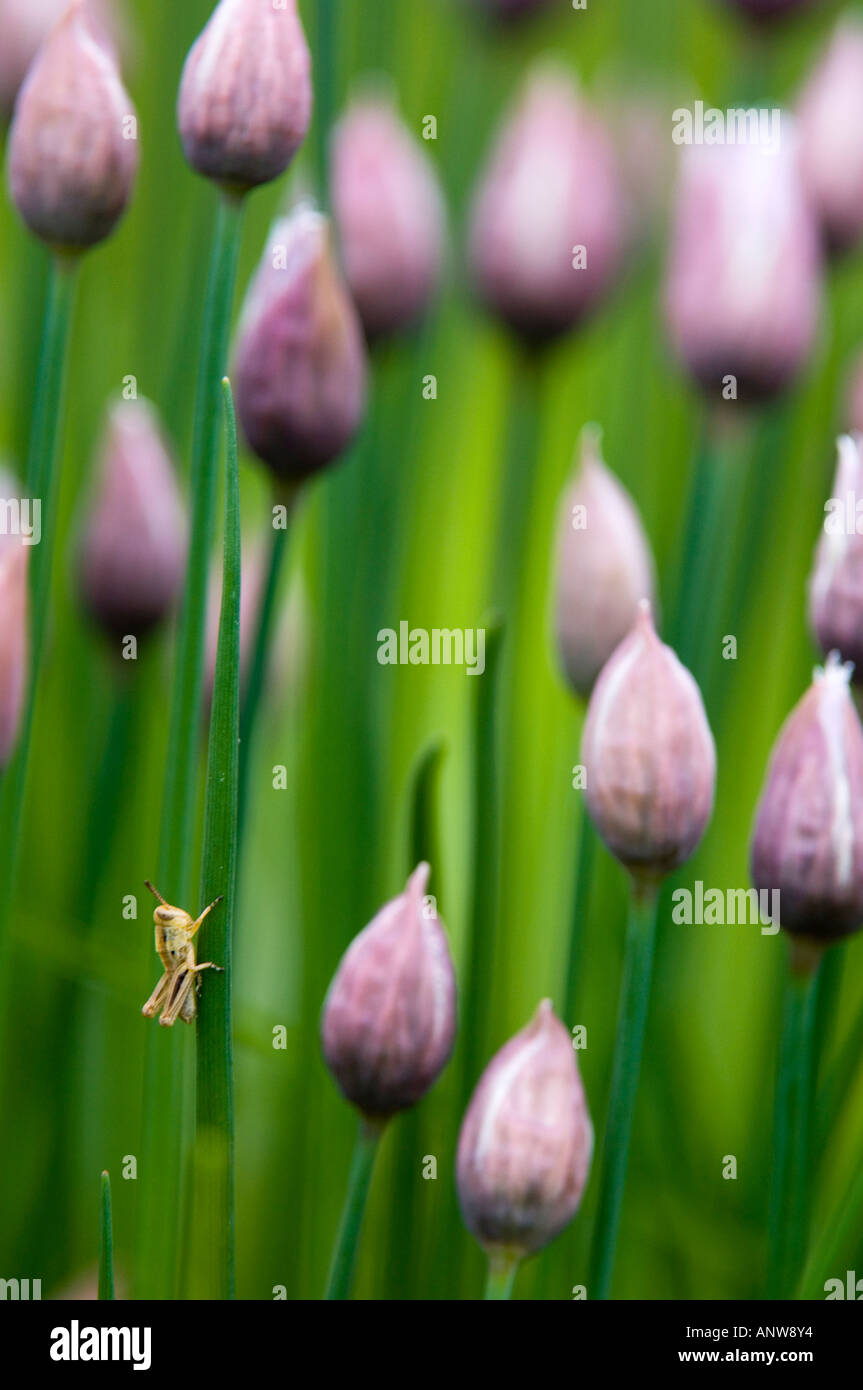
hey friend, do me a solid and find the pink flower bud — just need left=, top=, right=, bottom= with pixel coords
left=456, top=1001, right=592, bottom=1259
left=664, top=134, right=821, bottom=403
left=234, top=206, right=368, bottom=482
left=846, top=350, right=863, bottom=435
left=0, top=473, right=29, bottom=770
left=7, top=0, right=137, bottom=249
left=78, top=399, right=186, bottom=640
left=809, top=435, right=863, bottom=674
left=798, top=20, right=863, bottom=256
left=177, top=0, right=311, bottom=193
left=0, top=0, right=121, bottom=121
left=320, top=863, right=457, bottom=1119
left=554, top=426, right=656, bottom=700
left=581, top=602, right=716, bottom=881
left=331, top=92, right=446, bottom=340
left=468, top=65, right=626, bottom=345
left=750, top=654, right=863, bottom=943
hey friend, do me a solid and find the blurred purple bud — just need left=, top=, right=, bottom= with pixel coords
left=665, top=134, right=821, bottom=404
left=581, top=602, right=716, bottom=882
left=321, top=863, right=457, bottom=1120
left=331, top=92, right=446, bottom=341
left=78, top=399, right=186, bottom=640
left=809, top=435, right=863, bottom=675
left=7, top=0, right=137, bottom=249
left=234, top=205, right=368, bottom=483
left=0, top=0, right=122, bottom=121
left=798, top=20, right=863, bottom=256
left=719, top=0, right=821, bottom=22
left=468, top=64, right=626, bottom=346
left=846, top=350, right=863, bottom=435
left=751, top=654, right=863, bottom=944
left=0, top=473, right=28, bottom=770
left=456, top=1000, right=592, bottom=1259
left=177, top=0, right=311, bottom=193
left=554, top=425, right=656, bottom=700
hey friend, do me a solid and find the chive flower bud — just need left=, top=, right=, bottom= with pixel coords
left=177, top=0, right=311, bottom=193
left=234, top=205, right=368, bottom=483
left=331, top=92, right=446, bottom=341
left=468, top=64, right=625, bottom=346
left=0, top=0, right=120, bottom=121
left=78, top=399, right=186, bottom=641
left=809, top=435, right=863, bottom=674
left=581, top=602, right=716, bottom=882
left=751, top=654, right=863, bottom=944
left=320, top=863, right=457, bottom=1120
left=798, top=19, right=863, bottom=256
left=664, top=135, right=821, bottom=403
left=554, top=425, right=656, bottom=700
left=0, top=471, right=29, bottom=770
left=7, top=0, right=138, bottom=250
left=456, top=1001, right=592, bottom=1259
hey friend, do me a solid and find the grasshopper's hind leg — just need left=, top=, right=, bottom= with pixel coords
left=142, top=972, right=171, bottom=1019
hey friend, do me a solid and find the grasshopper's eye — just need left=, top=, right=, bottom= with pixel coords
left=155, top=907, right=176, bottom=923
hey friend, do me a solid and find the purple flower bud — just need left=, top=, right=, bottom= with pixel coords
left=177, top=0, right=311, bottom=193
left=798, top=20, right=863, bottom=256
left=809, top=436, right=863, bottom=674
left=664, top=134, right=821, bottom=403
left=468, top=65, right=626, bottom=346
left=0, top=0, right=121, bottom=121
left=7, top=0, right=138, bottom=249
left=581, top=602, right=716, bottom=882
left=234, top=205, right=368, bottom=482
left=0, top=473, right=29, bottom=770
left=456, top=1001, right=592, bottom=1259
left=78, top=399, right=186, bottom=640
left=320, top=863, right=457, bottom=1120
left=554, top=426, right=656, bottom=700
left=751, top=655, right=863, bottom=943
left=331, top=92, right=446, bottom=341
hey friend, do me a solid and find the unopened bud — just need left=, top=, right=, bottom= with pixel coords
left=234, top=205, right=368, bottom=482
left=0, top=0, right=121, bottom=122
left=331, top=92, right=446, bottom=340
left=751, top=654, right=863, bottom=944
left=78, top=399, right=186, bottom=641
left=468, top=64, right=625, bottom=345
left=809, top=435, right=863, bottom=673
left=554, top=426, right=655, bottom=699
left=581, top=602, right=716, bottom=881
left=0, top=471, right=28, bottom=770
left=798, top=20, right=863, bottom=256
left=7, top=0, right=137, bottom=249
left=177, top=0, right=311, bottom=193
left=456, top=1000, right=592, bottom=1259
left=321, top=863, right=457, bottom=1119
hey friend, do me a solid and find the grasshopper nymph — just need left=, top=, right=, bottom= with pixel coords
left=141, top=881, right=223, bottom=1027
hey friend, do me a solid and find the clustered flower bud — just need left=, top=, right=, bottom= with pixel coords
left=320, top=863, right=457, bottom=1120
left=554, top=426, right=656, bottom=700
left=234, top=205, right=368, bottom=483
left=809, top=435, right=863, bottom=674
left=797, top=19, right=863, bottom=256
left=331, top=92, right=446, bottom=341
left=664, top=134, right=821, bottom=403
left=581, top=602, right=716, bottom=882
left=0, top=470, right=29, bottom=770
left=7, top=0, right=138, bottom=250
left=750, top=655, right=863, bottom=944
left=456, top=1001, right=592, bottom=1259
left=177, top=0, right=311, bottom=193
left=78, top=399, right=186, bottom=641
left=468, top=64, right=625, bottom=346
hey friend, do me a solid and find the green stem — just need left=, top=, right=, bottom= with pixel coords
left=134, top=194, right=245, bottom=1299
left=325, top=1117, right=384, bottom=1300
left=99, top=1171, right=115, bottom=1301
left=237, top=506, right=293, bottom=844
left=563, top=812, right=596, bottom=1024
left=767, top=952, right=821, bottom=1298
left=0, top=256, right=79, bottom=950
left=588, top=882, right=659, bottom=1300
left=484, top=1253, right=518, bottom=1301
left=189, top=379, right=242, bottom=1300
left=492, top=350, right=541, bottom=616
left=314, top=0, right=339, bottom=210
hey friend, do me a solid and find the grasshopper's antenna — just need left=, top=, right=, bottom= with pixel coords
left=145, top=881, right=169, bottom=907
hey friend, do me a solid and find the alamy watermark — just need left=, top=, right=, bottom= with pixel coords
left=671, top=882, right=779, bottom=934
left=377, top=622, right=486, bottom=676
left=0, top=496, right=40, bottom=545
left=672, top=101, right=781, bottom=153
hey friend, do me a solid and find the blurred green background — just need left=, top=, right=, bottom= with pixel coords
left=1, top=0, right=863, bottom=1300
